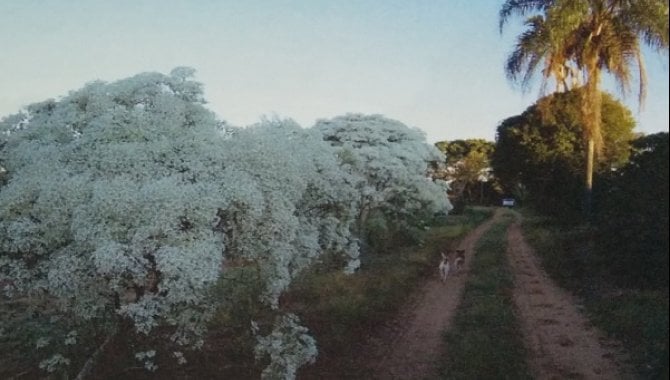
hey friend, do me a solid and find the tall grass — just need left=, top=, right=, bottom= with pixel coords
left=439, top=211, right=532, bottom=379
left=521, top=209, right=669, bottom=379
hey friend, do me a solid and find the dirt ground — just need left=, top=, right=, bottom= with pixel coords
left=507, top=216, right=631, bottom=380
left=361, top=209, right=502, bottom=379
left=356, top=209, right=630, bottom=380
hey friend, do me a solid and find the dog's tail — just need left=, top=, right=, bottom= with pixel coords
left=454, top=256, right=463, bottom=268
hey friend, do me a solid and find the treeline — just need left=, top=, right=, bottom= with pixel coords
left=494, top=89, right=668, bottom=289
left=492, top=0, right=668, bottom=295
left=433, top=139, right=498, bottom=210
left=435, top=89, right=668, bottom=289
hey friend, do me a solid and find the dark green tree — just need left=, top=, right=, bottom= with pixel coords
left=434, top=139, right=498, bottom=206
left=493, top=89, right=635, bottom=217
left=500, top=0, right=669, bottom=215
left=435, top=139, right=495, bottom=166
left=595, top=132, right=669, bottom=288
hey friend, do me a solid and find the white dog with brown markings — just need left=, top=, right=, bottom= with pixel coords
left=439, top=252, right=451, bottom=282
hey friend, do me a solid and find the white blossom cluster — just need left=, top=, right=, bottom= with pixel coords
left=0, top=68, right=227, bottom=349
left=314, top=113, right=452, bottom=227
left=252, top=313, right=318, bottom=380
left=0, top=69, right=450, bottom=379
left=218, top=119, right=362, bottom=307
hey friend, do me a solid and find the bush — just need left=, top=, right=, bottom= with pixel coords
left=595, top=133, right=669, bottom=289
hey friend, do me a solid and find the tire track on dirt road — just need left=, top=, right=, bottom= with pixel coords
left=507, top=215, right=631, bottom=380
left=365, top=209, right=504, bottom=380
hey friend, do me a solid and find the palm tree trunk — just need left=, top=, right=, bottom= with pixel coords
left=584, top=138, right=595, bottom=216
left=581, top=59, right=602, bottom=219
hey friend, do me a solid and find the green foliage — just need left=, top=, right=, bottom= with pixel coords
left=520, top=211, right=600, bottom=291
left=589, top=292, right=669, bottom=380
left=212, top=264, right=265, bottom=339
left=440, top=212, right=531, bottom=379
left=493, top=89, right=635, bottom=218
left=435, top=139, right=495, bottom=166
left=360, top=210, right=425, bottom=255
left=595, top=132, right=669, bottom=289
left=434, top=139, right=501, bottom=206
left=443, top=207, right=494, bottom=230
left=0, top=301, right=115, bottom=379
left=448, top=196, right=467, bottom=215
left=500, top=0, right=669, bottom=217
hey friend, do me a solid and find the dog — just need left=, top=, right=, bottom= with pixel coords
left=439, top=252, right=451, bottom=282
left=453, top=249, right=465, bottom=272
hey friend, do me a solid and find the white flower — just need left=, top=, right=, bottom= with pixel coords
left=35, top=337, right=50, bottom=349
left=39, top=354, right=70, bottom=373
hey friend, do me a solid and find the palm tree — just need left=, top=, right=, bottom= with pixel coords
left=500, top=0, right=669, bottom=215
left=503, top=13, right=580, bottom=93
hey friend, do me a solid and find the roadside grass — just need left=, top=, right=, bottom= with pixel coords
left=439, top=210, right=532, bottom=380
left=521, top=209, right=669, bottom=379
left=291, top=206, right=494, bottom=378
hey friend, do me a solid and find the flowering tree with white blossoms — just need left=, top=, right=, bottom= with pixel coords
left=313, top=114, right=452, bottom=238
left=218, top=119, right=362, bottom=305
left=0, top=68, right=232, bottom=373
left=1, top=71, right=450, bottom=379
left=215, top=119, right=364, bottom=377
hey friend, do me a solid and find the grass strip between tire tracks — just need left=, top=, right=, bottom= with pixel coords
left=439, top=210, right=532, bottom=379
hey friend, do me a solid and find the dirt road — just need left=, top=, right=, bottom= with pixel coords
left=361, top=209, right=629, bottom=380
left=365, top=209, right=503, bottom=379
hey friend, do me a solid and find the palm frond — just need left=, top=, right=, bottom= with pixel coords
left=501, top=0, right=668, bottom=106
left=626, top=0, right=669, bottom=50
left=499, top=0, right=554, bottom=33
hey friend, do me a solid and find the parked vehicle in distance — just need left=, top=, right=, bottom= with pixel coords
left=502, top=198, right=515, bottom=207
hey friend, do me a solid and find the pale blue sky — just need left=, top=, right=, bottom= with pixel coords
left=1, top=0, right=668, bottom=143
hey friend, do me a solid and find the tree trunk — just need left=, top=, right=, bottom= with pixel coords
left=583, top=138, right=595, bottom=217
left=74, top=328, right=117, bottom=380
left=356, top=202, right=370, bottom=242
left=581, top=59, right=601, bottom=220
